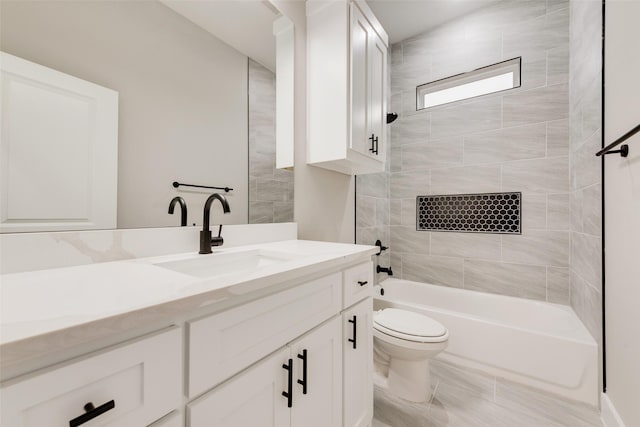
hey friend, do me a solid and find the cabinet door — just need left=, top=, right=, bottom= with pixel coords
left=187, top=347, right=290, bottom=427
left=290, top=317, right=342, bottom=427
left=350, top=2, right=371, bottom=156
left=368, top=31, right=387, bottom=160
left=343, top=298, right=374, bottom=427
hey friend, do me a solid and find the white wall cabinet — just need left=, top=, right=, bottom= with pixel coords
left=307, top=0, right=388, bottom=175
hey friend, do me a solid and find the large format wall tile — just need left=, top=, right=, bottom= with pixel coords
left=430, top=97, right=502, bottom=139
left=248, top=60, right=293, bottom=223
left=501, top=156, right=569, bottom=194
left=502, top=229, right=570, bottom=267
left=463, top=123, right=546, bottom=164
left=571, top=231, right=602, bottom=287
left=402, top=254, right=464, bottom=288
left=391, top=170, right=430, bottom=199
left=503, top=6, right=569, bottom=60
left=464, top=259, right=547, bottom=300
left=546, top=118, right=570, bottom=156
left=360, top=0, right=576, bottom=306
left=431, top=165, right=501, bottom=194
left=390, top=226, right=430, bottom=255
left=402, top=138, right=463, bottom=170
left=503, top=84, right=569, bottom=128
left=547, top=266, right=570, bottom=304
left=570, top=271, right=602, bottom=344
left=547, top=193, right=570, bottom=229
left=430, top=232, right=501, bottom=260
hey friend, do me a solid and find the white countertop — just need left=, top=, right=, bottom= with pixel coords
left=0, top=240, right=377, bottom=371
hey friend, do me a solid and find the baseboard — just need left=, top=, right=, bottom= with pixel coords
left=601, top=393, right=626, bottom=427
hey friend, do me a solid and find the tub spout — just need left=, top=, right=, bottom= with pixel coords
left=377, top=265, right=393, bottom=276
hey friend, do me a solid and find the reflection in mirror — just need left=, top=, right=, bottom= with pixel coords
left=0, top=0, right=293, bottom=233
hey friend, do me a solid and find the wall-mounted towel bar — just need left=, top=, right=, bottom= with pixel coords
left=596, top=123, right=639, bottom=157
left=173, top=181, right=233, bottom=193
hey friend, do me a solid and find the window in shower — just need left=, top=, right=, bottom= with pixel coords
left=416, top=57, right=521, bottom=110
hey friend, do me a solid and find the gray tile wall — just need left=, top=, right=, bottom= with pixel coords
left=359, top=0, right=573, bottom=303
left=569, top=0, right=602, bottom=345
left=248, top=59, right=294, bottom=224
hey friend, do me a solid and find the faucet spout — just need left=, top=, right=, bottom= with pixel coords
left=168, top=196, right=188, bottom=226
left=200, top=193, right=231, bottom=254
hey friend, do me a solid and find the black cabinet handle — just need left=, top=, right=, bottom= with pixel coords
left=282, top=358, right=293, bottom=408
left=357, top=280, right=368, bottom=287
left=368, top=133, right=379, bottom=155
left=69, top=400, right=115, bottom=427
left=297, top=349, right=308, bottom=395
left=348, top=315, right=357, bottom=349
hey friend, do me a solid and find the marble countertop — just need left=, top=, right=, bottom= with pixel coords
left=0, top=240, right=377, bottom=370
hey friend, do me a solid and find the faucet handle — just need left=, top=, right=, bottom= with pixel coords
left=211, top=224, right=224, bottom=247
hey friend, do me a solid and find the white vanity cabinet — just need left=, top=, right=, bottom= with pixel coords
left=186, top=261, right=373, bottom=427
left=0, top=253, right=376, bottom=427
left=188, top=317, right=342, bottom=427
left=0, top=328, right=182, bottom=427
left=307, top=0, right=388, bottom=175
left=343, top=298, right=374, bottom=427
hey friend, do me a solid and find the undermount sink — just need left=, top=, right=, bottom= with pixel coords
left=153, top=249, right=297, bottom=278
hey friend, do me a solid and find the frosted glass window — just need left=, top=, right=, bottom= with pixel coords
left=417, top=57, right=521, bottom=110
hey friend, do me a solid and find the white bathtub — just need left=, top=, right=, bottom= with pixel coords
left=375, top=278, right=598, bottom=406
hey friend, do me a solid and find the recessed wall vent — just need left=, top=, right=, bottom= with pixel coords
left=417, top=192, right=521, bottom=234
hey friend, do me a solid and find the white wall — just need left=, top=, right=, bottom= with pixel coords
left=604, top=1, right=640, bottom=425
left=0, top=1, right=248, bottom=228
left=273, top=0, right=356, bottom=244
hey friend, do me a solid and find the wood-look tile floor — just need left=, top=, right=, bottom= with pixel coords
left=373, top=359, right=602, bottom=427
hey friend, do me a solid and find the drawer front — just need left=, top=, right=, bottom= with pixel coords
left=188, top=273, right=341, bottom=398
left=0, top=328, right=181, bottom=427
left=343, top=261, right=373, bottom=308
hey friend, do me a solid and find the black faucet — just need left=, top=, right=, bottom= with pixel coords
left=199, top=193, right=231, bottom=254
left=377, top=265, right=393, bottom=276
left=168, top=196, right=188, bottom=226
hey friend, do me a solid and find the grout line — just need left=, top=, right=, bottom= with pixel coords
left=428, top=380, right=440, bottom=409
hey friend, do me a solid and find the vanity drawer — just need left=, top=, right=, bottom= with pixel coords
left=343, top=261, right=374, bottom=308
left=187, top=272, right=341, bottom=398
left=0, top=327, right=181, bottom=427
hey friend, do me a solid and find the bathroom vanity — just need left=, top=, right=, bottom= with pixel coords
left=0, top=240, right=377, bottom=427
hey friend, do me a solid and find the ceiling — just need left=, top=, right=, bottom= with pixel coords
left=367, top=0, right=499, bottom=44
left=161, top=0, right=279, bottom=72
left=161, top=0, right=499, bottom=72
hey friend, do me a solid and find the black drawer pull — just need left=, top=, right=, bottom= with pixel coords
left=282, top=358, right=293, bottom=408
left=69, top=400, right=115, bottom=427
left=348, top=315, right=357, bottom=349
left=357, top=280, right=368, bottom=286
left=297, top=349, right=308, bottom=395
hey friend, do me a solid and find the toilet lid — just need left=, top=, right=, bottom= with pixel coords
left=374, top=308, right=447, bottom=339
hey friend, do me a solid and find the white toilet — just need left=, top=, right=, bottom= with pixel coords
left=373, top=308, right=449, bottom=402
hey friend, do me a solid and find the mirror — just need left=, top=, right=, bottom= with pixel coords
left=0, top=0, right=294, bottom=233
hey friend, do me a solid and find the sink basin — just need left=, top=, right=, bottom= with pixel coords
left=153, top=249, right=297, bottom=278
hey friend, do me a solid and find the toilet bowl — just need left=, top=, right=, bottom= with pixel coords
left=373, top=308, right=449, bottom=402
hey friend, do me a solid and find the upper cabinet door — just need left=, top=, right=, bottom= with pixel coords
left=368, top=31, right=387, bottom=160
left=0, top=52, right=118, bottom=233
left=350, top=3, right=370, bottom=157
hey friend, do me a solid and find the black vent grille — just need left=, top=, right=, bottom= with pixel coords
left=417, top=192, right=521, bottom=234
